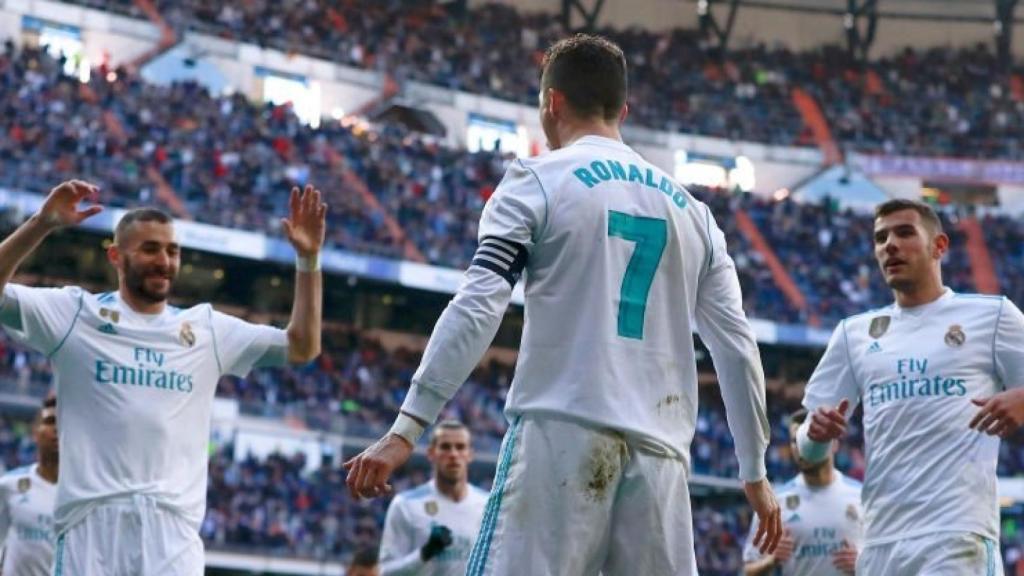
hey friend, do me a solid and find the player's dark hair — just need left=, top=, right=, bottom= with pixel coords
left=349, top=547, right=379, bottom=568
left=429, top=419, right=469, bottom=447
left=42, top=395, right=56, bottom=409
left=114, top=208, right=173, bottom=243
left=874, top=199, right=944, bottom=236
left=541, top=34, right=627, bottom=121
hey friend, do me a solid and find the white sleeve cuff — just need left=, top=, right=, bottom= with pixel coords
left=399, top=384, right=448, bottom=425
left=796, top=420, right=831, bottom=463
left=736, top=452, right=768, bottom=483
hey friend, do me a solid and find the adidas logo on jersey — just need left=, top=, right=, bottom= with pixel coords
left=867, top=341, right=882, bottom=354
left=97, top=323, right=118, bottom=335
left=785, top=513, right=801, bottom=523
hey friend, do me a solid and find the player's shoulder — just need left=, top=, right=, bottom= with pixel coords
left=950, top=292, right=1007, bottom=312
left=0, top=465, right=32, bottom=486
left=468, top=483, right=490, bottom=502
left=841, top=304, right=896, bottom=331
left=774, top=476, right=801, bottom=496
left=836, top=472, right=863, bottom=492
left=394, top=482, right=434, bottom=504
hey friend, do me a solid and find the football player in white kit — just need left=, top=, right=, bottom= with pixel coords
left=345, top=34, right=782, bottom=576
left=0, top=180, right=326, bottom=575
left=379, top=420, right=488, bottom=576
left=797, top=199, right=1024, bottom=575
left=743, top=409, right=862, bottom=576
left=0, top=395, right=58, bottom=576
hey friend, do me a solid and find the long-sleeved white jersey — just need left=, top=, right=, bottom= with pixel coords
left=401, top=135, right=769, bottom=481
left=378, top=480, right=488, bottom=576
left=799, top=290, right=1024, bottom=545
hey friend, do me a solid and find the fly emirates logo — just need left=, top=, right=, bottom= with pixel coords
left=867, top=357, right=966, bottom=408
left=94, top=347, right=194, bottom=393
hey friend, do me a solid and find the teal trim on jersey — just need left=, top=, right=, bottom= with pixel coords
left=467, top=416, right=521, bottom=576
left=207, top=306, right=224, bottom=375
left=97, top=292, right=115, bottom=304
left=517, top=159, right=550, bottom=244
left=984, top=537, right=996, bottom=576
left=54, top=533, right=66, bottom=576
left=403, top=484, right=432, bottom=500
left=703, top=204, right=714, bottom=272
left=608, top=211, right=667, bottom=340
left=1, top=465, right=32, bottom=478
left=48, top=292, right=84, bottom=359
left=844, top=305, right=894, bottom=322
left=953, top=293, right=1003, bottom=300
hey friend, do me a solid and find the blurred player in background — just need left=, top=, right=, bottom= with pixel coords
left=345, top=33, right=781, bottom=576
left=743, top=409, right=861, bottom=576
left=348, top=547, right=381, bottom=576
left=797, top=199, right=1024, bottom=574
left=0, top=395, right=57, bottom=576
left=379, top=420, right=487, bottom=576
left=0, top=180, right=325, bottom=575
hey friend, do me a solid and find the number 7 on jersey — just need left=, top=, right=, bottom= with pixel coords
left=607, top=211, right=667, bottom=340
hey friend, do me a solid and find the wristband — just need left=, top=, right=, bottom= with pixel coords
left=389, top=413, right=426, bottom=447
left=296, top=253, right=320, bottom=272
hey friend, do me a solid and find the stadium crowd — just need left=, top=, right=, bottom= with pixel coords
left=64, top=0, right=1024, bottom=159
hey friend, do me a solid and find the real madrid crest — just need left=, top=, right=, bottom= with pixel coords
left=846, top=504, right=859, bottom=521
left=424, top=500, right=439, bottom=516
left=944, top=324, right=965, bottom=348
left=179, top=322, right=196, bottom=348
left=869, top=316, right=891, bottom=339
left=785, top=494, right=800, bottom=510
left=16, top=477, right=30, bottom=493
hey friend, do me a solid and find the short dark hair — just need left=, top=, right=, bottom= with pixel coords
left=114, top=208, right=173, bottom=244
left=541, top=34, right=627, bottom=121
left=429, top=419, right=469, bottom=446
left=42, top=395, right=56, bottom=409
left=348, top=547, right=378, bottom=568
left=874, top=199, right=944, bottom=236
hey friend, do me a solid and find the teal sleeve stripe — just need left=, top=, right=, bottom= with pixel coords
left=704, top=204, right=714, bottom=272
left=466, top=416, right=521, bottom=576
left=517, top=159, right=550, bottom=244
left=48, top=293, right=84, bottom=359
left=54, top=533, right=66, bottom=576
left=207, top=306, right=224, bottom=375
left=984, top=537, right=996, bottom=576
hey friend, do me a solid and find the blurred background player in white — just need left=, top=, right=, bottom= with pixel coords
left=344, top=33, right=781, bottom=576
left=378, top=420, right=487, bottom=576
left=743, top=409, right=861, bottom=576
left=797, top=199, right=1024, bottom=575
left=348, top=547, right=381, bottom=576
left=0, top=180, right=326, bottom=575
left=0, top=395, right=57, bottom=576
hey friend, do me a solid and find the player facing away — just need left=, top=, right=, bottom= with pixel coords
left=345, top=34, right=782, bottom=575
left=797, top=199, right=1024, bottom=575
left=0, top=395, right=58, bottom=576
left=0, top=180, right=326, bottom=575
left=379, top=420, right=488, bottom=576
left=743, top=409, right=861, bottom=576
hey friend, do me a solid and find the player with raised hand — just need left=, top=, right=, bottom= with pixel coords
left=797, top=199, right=1024, bottom=574
left=0, top=180, right=326, bottom=575
left=0, top=395, right=59, bottom=576
left=344, top=33, right=780, bottom=576
left=743, top=410, right=862, bottom=576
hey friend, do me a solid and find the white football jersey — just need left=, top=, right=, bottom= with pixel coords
left=803, top=289, right=1024, bottom=545
left=379, top=481, right=488, bottom=576
left=0, top=286, right=288, bottom=534
left=743, top=472, right=863, bottom=576
left=0, top=464, right=56, bottom=576
left=406, top=135, right=768, bottom=481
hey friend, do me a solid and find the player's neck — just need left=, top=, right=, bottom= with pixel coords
left=36, top=458, right=57, bottom=484
left=893, top=277, right=945, bottom=309
left=118, top=286, right=167, bottom=315
left=435, top=478, right=468, bottom=502
left=558, top=121, right=622, bottom=149
left=803, top=465, right=833, bottom=488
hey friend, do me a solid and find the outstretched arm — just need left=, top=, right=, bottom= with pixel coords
left=0, top=180, right=101, bottom=296
left=281, top=185, right=326, bottom=363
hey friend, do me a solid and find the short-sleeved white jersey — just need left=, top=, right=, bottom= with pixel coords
left=469, top=135, right=766, bottom=477
left=378, top=480, right=488, bottom=576
left=0, top=464, right=56, bottom=576
left=0, top=286, right=288, bottom=533
left=743, top=472, right=863, bottom=576
left=802, top=289, right=1024, bottom=545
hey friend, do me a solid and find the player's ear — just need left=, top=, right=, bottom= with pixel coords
left=106, top=242, right=121, bottom=267
left=933, top=232, right=949, bottom=259
left=617, top=103, right=628, bottom=125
